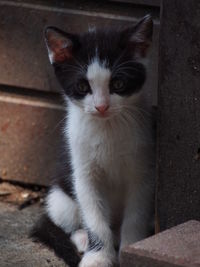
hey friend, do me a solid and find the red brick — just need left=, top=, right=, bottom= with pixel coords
left=0, top=91, right=65, bottom=185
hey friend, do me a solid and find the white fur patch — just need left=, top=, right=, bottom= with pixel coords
left=79, top=250, right=115, bottom=267
left=70, top=229, right=88, bottom=253
left=66, top=94, right=155, bottom=252
left=46, top=186, right=80, bottom=233
left=86, top=58, right=111, bottom=108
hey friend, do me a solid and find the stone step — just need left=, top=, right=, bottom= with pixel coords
left=120, top=220, right=200, bottom=267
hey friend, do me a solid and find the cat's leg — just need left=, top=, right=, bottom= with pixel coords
left=46, top=185, right=81, bottom=233
left=120, top=188, right=153, bottom=251
left=74, top=174, right=116, bottom=267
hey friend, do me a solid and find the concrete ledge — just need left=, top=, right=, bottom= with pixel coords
left=120, top=220, right=200, bottom=267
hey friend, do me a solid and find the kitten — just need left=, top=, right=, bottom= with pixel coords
left=32, top=15, right=155, bottom=267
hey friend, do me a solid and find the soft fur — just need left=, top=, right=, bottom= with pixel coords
left=31, top=15, right=155, bottom=267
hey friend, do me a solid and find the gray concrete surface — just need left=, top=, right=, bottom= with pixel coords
left=0, top=201, right=67, bottom=267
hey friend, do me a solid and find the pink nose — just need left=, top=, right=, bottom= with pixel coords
left=95, top=105, right=109, bottom=114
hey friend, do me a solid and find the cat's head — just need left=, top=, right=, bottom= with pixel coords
left=45, top=15, right=153, bottom=118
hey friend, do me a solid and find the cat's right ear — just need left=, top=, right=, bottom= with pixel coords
left=44, top=27, right=79, bottom=64
left=121, top=15, right=153, bottom=58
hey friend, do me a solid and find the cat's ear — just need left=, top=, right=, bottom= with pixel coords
left=121, top=15, right=153, bottom=58
left=44, top=27, right=79, bottom=64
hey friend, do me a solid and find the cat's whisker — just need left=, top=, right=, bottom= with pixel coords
left=123, top=106, right=151, bottom=125
left=121, top=107, right=149, bottom=133
left=132, top=105, right=152, bottom=117
left=73, top=58, right=87, bottom=71
left=62, top=66, right=86, bottom=75
left=111, top=51, right=128, bottom=69
left=113, top=64, right=140, bottom=72
left=113, top=67, right=136, bottom=75
left=112, top=59, right=139, bottom=70
left=113, top=66, right=144, bottom=77
left=51, top=116, right=67, bottom=134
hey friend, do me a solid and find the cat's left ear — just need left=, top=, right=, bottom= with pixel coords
left=44, top=27, right=79, bottom=64
left=121, top=15, right=153, bottom=58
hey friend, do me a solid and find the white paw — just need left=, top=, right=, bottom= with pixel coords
left=70, top=229, right=88, bottom=253
left=79, top=251, right=114, bottom=267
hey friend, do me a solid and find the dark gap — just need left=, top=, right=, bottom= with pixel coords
left=194, top=148, right=200, bottom=161
left=0, top=177, right=47, bottom=192
left=0, top=84, right=63, bottom=105
left=13, top=0, right=160, bottom=19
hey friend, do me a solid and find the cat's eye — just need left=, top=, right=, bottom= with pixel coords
left=77, top=80, right=90, bottom=94
left=111, top=79, right=125, bottom=92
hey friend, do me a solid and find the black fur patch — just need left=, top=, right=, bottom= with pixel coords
left=30, top=214, right=80, bottom=267
left=45, top=14, right=153, bottom=101
left=87, top=230, right=104, bottom=252
left=49, top=132, right=75, bottom=199
left=53, top=28, right=146, bottom=99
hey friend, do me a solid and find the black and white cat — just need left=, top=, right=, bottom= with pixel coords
left=32, top=15, right=155, bottom=267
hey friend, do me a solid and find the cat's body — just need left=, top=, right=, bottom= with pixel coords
left=32, top=15, right=155, bottom=267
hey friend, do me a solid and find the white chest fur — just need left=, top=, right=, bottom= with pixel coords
left=65, top=100, right=154, bottom=242
left=66, top=102, right=151, bottom=186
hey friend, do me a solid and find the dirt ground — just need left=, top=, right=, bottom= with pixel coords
left=0, top=181, right=67, bottom=267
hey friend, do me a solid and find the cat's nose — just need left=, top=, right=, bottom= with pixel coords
left=95, top=105, right=109, bottom=114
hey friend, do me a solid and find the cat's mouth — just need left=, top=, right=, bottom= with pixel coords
left=91, top=111, right=110, bottom=118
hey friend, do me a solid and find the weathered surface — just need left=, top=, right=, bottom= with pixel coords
left=0, top=0, right=159, bottom=104
left=0, top=91, right=65, bottom=185
left=120, top=220, right=200, bottom=267
left=0, top=181, right=45, bottom=208
left=157, top=0, right=200, bottom=231
left=0, top=201, right=66, bottom=267
left=109, top=0, right=160, bottom=7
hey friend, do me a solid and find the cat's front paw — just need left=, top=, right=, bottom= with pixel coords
left=70, top=229, right=88, bottom=253
left=79, top=251, right=115, bottom=267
